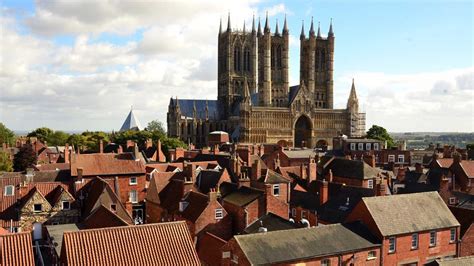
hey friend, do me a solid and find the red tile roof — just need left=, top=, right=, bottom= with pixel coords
left=61, top=221, right=200, bottom=265
left=0, top=231, right=35, bottom=265
left=35, top=163, right=70, bottom=171
left=437, top=158, right=453, bottom=168
left=70, top=153, right=145, bottom=176
left=460, top=161, right=474, bottom=178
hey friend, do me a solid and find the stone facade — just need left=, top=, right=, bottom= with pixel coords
left=167, top=15, right=365, bottom=148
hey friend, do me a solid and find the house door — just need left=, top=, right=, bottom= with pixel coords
left=33, top=223, right=42, bottom=240
left=133, top=208, right=144, bottom=225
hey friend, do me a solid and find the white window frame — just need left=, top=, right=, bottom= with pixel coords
left=411, top=233, right=418, bottom=249
left=368, top=179, right=374, bottom=189
left=301, top=210, right=307, bottom=219
left=272, top=184, right=280, bottom=196
left=222, top=251, right=230, bottom=259
left=33, top=204, right=42, bottom=213
left=130, top=177, right=137, bottom=185
left=374, top=143, right=379, bottom=150
left=450, top=228, right=456, bottom=243
left=398, top=155, right=405, bottom=163
left=429, top=231, right=437, bottom=247
left=291, top=208, right=296, bottom=217
left=350, top=143, right=356, bottom=151
left=129, top=190, right=138, bottom=203
left=358, top=143, right=364, bottom=151
left=449, top=197, right=456, bottom=205
left=366, top=143, right=371, bottom=150
left=388, top=237, right=396, bottom=253
left=215, top=208, right=223, bottom=219
left=388, top=155, right=395, bottom=163
left=4, top=185, right=14, bottom=196
left=367, top=250, right=377, bottom=260
left=321, top=258, right=330, bottom=266
left=110, top=204, right=117, bottom=212
left=62, top=201, right=70, bottom=210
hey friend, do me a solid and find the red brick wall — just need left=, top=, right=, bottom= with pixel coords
left=197, top=232, right=228, bottom=266
left=194, top=200, right=232, bottom=240
left=381, top=229, right=457, bottom=265
left=145, top=200, right=164, bottom=223
left=460, top=224, right=474, bottom=257
left=223, top=199, right=261, bottom=234
left=290, top=206, right=317, bottom=226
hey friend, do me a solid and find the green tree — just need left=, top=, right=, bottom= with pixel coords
left=366, top=125, right=394, bottom=148
left=467, top=143, right=474, bottom=150
left=0, top=123, right=15, bottom=146
left=13, top=144, right=37, bottom=172
left=146, top=120, right=166, bottom=134
left=27, top=127, right=54, bottom=142
left=0, top=151, right=13, bottom=172
left=46, top=130, right=70, bottom=146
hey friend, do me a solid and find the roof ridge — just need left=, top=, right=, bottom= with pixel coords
left=64, top=221, right=188, bottom=235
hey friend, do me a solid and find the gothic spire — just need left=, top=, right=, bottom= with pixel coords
left=300, top=20, right=305, bottom=39
left=283, top=14, right=289, bottom=35
left=219, top=17, right=222, bottom=35
left=317, top=21, right=321, bottom=38
left=347, top=78, right=359, bottom=110
left=257, top=17, right=262, bottom=37
left=309, top=16, right=315, bottom=36
left=252, top=14, right=256, bottom=34
left=275, top=19, right=280, bottom=36
left=264, top=11, right=270, bottom=33
left=349, top=78, right=357, bottom=99
left=243, top=21, right=246, bottom=33
left=328, top=18, right=334, bottom=37
left=227, top=12, right=231, bottom=32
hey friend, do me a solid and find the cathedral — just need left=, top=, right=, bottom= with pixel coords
left=167, top=14, right=365, bottom=148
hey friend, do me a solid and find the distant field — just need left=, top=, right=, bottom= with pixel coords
left=391, top=132, right=474, bottom=149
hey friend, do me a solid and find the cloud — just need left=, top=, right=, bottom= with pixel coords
left=334, top=67, right=474, bottom=132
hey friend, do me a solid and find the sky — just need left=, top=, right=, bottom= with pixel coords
left=0, top=0, right=473, bottom=133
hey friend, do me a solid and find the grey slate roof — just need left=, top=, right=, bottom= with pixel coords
left=234, top=222, right=380, bottom=265
left=282, top=148, right=318, bottom=159
left=223, top=186, right=264, bottom=207
left=362, top=191, right=460, bottom=236
left=120, top=109, right=142, bottom=131
left=434, top=256, right=474, bottom=266
left=45, top=223, right=80, bottom=256
left=243, top=212, right=302, bottom=234
left=325, top=158, right=381, bottom=180
left=172, top=99, right=221, bottom=120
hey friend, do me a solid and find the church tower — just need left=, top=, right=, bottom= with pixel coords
left=218, top=14, right=257, bottom=117
left=299, top=18, right=335, bottom=109
left=257, top=13, right=289, bottom=107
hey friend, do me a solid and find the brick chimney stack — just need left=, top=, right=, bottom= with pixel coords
left=157, top=139, right=165, bottom=162
left=208, top=188, right=218, bottom=202
left=77, top=167, right=83, bottom=182
left=453, top=152, right=462, bottom=164
left=377, top=177, right=386, bottom=196
left=328, top=169, right=334, bottom=183
left=118, top=145, right=123, bottom=154
left=99, top=140, right=104, bottom=154
left=145, top=139, right=152, bottom=149
left=309, top=156, right=317, bottom=181
left=300, top=164, right=307, bottom=179
left=134, top=143, right=140, bottom=160
left=415, top=163, right=423, bottom=174
left=126, top=140, right=134, bottom=149
left=64, top=143, right=70, bottom=164
left=319, top=179, right=329, bottom=205
left=363, top=153, right=376, bottom=167
left=238, top=171, right=251, bottom=188
left=184, top=162, right=196, bottom=182
left=251, top=158, right=261, bottom=181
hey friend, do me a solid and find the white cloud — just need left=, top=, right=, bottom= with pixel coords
left=334, top=67, right=474, bottom=132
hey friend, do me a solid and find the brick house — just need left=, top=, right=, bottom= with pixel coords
left=346, top=192, right=460, bottom=265
left=448, top=204, right=474, bottom=256
left=449, top=153, right=474, bottom=192
left=60, top=221, right=200, bottom=265
left=177, top=189, right=232, bottom=240
left=221, top=222, right=381, bottom=265
left=70, top=153, right=146, bottom=223
left=263, top=148, right=319, bottom=170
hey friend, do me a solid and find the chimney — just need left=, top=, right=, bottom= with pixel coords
left=64, top=143, right=70, bottom=164
left=363, top=154, right=376, bottom=167
left=185, top=162, right=196, bottom=182
left=251, top=158, right=262, bottom=180
left=76, top=167, right=83, bottom=182
left=99, top=140, right=104, bottom=154
left=208, top=188, right=218, bottom=202
left=319, top=180, right=329, bottom=205
left=415, top=163, right=423, bottom=174
left=453, top=152, right=462, bottom=164
left=309, top=156, right=317, bottom=181
left=134, top=143, right=140, bottom=160
left=238, top=171, right=251, bottom=188
left=274, top=153, right=281, bottom=169
left=146, top=139, right=152, bottom=149
left=44, top=140, right=47, bottom=147
left=327, top=169, right=334, bottom=183
left=157, top=139, right=165, bottom=162
left=118, top=145, right=123, bottom=154
left=377, top=177, right=386, bottom=196
left=213, top=144, right=220, bottom=154
left=300, top=164, right=307, bottom=179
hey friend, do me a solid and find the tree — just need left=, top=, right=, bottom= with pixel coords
left=27, top=127, right=54, bottom=142
left=13, top=144, right=37, bottom=172
left=0, top=123, right=15, bottom=146
left=366, top=125, right=394, bottom=148
left=467, top=143, right=474, bottom=150
left=146, top=120, right=166, bottom=135
left=46, top=130, right=70, bottom=146
left=0, top=151, right=13, bottom=172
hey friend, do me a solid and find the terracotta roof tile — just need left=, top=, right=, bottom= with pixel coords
left=460, top=161, right=474, bottom=178
left=437, top=158, right=453, bottom=168
left=0, top=231, right=35, bottom=265
left=61, top=221, right=200, bottom=265
left=180, top=191, right=209, bottom=222
left=70, top=153, right=145, bottom=176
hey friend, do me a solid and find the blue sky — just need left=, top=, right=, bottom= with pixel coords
left=0, top=0, right=472, bottom=132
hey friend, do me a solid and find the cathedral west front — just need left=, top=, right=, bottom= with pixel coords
left=167, top=14, right=365, bottom=148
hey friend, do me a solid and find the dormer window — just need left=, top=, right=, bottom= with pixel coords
left=366, top=143, right=371, bottom=150
left=62, top=201, right=70, bottom=210
left=215, top=208, right=223, bottom=219
left=374, top=143, right=379, bottom=150
left=179, top=201, right=189, bottom=212
left=130, top=177, right=137, bottom=185
left=272, top=184, right=280, bottom=196
left=358, top=143, right=364, bottom=151
left=33, top=204, right=42, bottom=212
left=350, top=143, right=356, bottom=151
left=4, top=185, right=14, bottom=196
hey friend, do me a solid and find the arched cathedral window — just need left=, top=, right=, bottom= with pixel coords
left=234, top=46, right=241, bottom=72
left=277, top=46, right=282, bottom=68
left=244, top=48, right=251, bottom=71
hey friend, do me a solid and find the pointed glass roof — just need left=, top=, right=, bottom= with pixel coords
left=120, top=108, right=142, bottom=131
